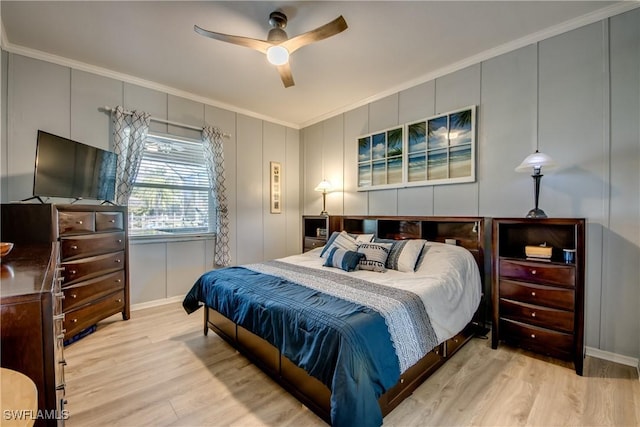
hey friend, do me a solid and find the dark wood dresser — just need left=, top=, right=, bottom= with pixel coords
left=491, top=217, right=585, bottom=375
left=1, top=243, right=67, bottom=426
left=1, top=203, right=130, bottom=341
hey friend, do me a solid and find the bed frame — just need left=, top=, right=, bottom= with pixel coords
left=203, top=215, right=488, bottom=424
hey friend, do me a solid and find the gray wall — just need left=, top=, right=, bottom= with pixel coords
left=0, top=54, right=302, bottom=305
left=301, top=10, right=640, bottom=359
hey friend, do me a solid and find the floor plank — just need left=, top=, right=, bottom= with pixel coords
left=64, top=302, right=640, bottom=426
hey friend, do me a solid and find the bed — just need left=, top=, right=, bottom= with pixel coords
left=183, top=216, right=487, bottom=427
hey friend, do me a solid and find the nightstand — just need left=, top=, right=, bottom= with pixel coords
left=302, top=215, right=330, bottom=252
left=491, top=218, right=585, bottom=375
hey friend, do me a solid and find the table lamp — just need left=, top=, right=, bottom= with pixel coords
left=515, top=150, right=556, bottom=218
left=314, top=179, right=332, bottom=216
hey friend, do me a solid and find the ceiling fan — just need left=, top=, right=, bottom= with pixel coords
left=195, top=11, right=348, bottom=88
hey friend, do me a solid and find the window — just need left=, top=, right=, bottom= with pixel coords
left=128, top=133, right=211, bottom=235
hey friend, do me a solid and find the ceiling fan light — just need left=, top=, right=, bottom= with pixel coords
left=266, top=45, right=289, bottom=65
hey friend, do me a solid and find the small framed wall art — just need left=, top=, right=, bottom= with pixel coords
left=270, top=161, right=282, bottom=214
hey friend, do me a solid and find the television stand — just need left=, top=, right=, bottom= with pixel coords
left=20, top=195, right=46, bottom=204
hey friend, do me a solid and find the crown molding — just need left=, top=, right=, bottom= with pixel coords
left=299, top=1, right=640, bottom=129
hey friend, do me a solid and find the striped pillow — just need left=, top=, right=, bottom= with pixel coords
left=320, top=231, right=359, bottom=258
left=386, top=239, right=427, bottom=272
left=323, top=248, right=365, bottom=272
left=357, top=242, right=392, bottom=272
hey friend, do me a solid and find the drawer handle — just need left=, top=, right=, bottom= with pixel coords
left=71, top=293, right=77, bottom=299
left=531, top=269, right=537, bottom=275
left=115, top=279, right=122, bottom=283
left=116, top=298, right=122, bottom=303
left=531, top=312, right=536, bottom=318
left=531, top=291, right=536, bottom=297
left=77, top=220, right=83, bottom=225
left=531, top=334, right=536, bottom=339
left=71, top=319, right=78, bottom=324
left=71, top=245, right=78, bottom=250
left=117, top=239, right=123, bottom=243
left=69, top=270, right=77, bottom=275
left=115, top=259, right=121, bottom=263
left=109, top=219, right=116, bottom=223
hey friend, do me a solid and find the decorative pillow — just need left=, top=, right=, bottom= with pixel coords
left=323, top=247, right=364, bottom=272
left=386, top=239, right=427, bottom=272
left=320, top=231, right=359, bottom=258
left=348, top=233, right=375, bottom=243
left=357, top=242, right=392, bottom=272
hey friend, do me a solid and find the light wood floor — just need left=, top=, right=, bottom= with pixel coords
left=64, top=302, right=640, bottom=427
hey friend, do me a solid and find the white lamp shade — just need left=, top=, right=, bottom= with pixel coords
left=515, top=151, right=556, bottom=172
left=314, top=179, right=332, bottom=193
left=266, top=46, right=289, bottom=66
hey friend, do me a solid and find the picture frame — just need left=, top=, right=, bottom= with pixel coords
left=270, top=161, right=282, bottom=214
left=357, top=105, right=476, bottom=191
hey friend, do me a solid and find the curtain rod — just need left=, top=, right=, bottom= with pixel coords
left=101, top=106, right=231, bottom=138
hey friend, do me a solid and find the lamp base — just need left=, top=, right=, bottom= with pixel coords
left=526, top=208, right=548, bottom=218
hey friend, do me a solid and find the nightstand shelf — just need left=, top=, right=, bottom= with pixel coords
left=302, top=216, right=333, bottom=252
left=491, top=218, right=585, bottom=375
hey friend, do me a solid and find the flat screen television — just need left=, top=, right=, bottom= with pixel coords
left=33, top=130, right=118, bottom=203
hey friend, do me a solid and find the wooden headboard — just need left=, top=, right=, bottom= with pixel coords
left=328, top=215, right=490, bottom=327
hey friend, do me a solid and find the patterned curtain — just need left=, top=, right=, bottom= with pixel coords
left=112, top=106, right=151, bottom=205
left=202, top=126, right=230, bottom=267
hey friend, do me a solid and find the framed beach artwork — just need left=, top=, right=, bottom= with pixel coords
left=357, top=105, right=475, bottom=191
left=270, top=161, right=282, bottom=214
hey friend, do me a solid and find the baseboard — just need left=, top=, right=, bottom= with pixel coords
left=585, top=346, right=639, bottom=369
left=130, top=295, right=184, bottom=312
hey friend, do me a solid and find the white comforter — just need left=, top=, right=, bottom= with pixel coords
left=279, top=241, right=482, bottom=344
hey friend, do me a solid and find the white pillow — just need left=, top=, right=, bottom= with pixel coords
left=320, top=231, right=359, bottom=258
left=386, top=239, right=427, bottom=272
left=352, top=233, right=375, bottom=243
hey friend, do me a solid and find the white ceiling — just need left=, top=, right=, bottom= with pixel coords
left=1, top=1, right=633, bottom=128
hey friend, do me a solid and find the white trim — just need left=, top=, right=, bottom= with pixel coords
left=130, top=295, right=184, bottom=312
left=299, top=2, right=640, bottom=128
left=585, top=346, right=640, bottom=368
left=0, top=41, right=299, bottom=130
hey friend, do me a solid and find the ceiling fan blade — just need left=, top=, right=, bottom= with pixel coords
left=277, top=63, right=295, bottom=88
left=194, top=25, right=272, bottom=54
left=281, top=15, right=347, bottom=54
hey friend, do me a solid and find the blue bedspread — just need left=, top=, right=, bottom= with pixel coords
left=183, top=261, right=436, bottom=427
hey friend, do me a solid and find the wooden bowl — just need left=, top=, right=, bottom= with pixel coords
left=0, top=242, right=14, bottom=258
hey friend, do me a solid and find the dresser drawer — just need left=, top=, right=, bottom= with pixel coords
left=500, top=259, right=575, bottom=287
left=500, top=279, right=574, bottom=311
left=500, top=298, right=574, bottom=333
left=58, top=211, right=95, bottom=235
left=60, top=232, right=125, bottom=261
left=500, top=318, right=573, bottom=359
left=63, top=271, right=125, bottom=312
left=304, top=237, right=326, bottom=251
left=64, top=290, right=125, bottom=338
left=61, top=251, right=125, bottom=285
left=96, top=212, right=124, bottom=231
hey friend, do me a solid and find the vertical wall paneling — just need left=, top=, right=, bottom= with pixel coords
left=432, top=64, right=481, bottom=216
left=70, top=70, right=123, bottom=150
left=478, top=45, right=537, bottom=217
left=343, top=105, right=369, bottom=215
left=367, top=94, right=399, bottom=216
left=263, top=121, right=287, bottom=260
left=323, top=115, right=344, bottom=216
left=604, top=9, right=640, bottom=357
left=285, top=127, right=301, bottom=255
left=7, top=55, right=70, bottom=202
left=303, top=122, right=323, bottom=215
left=129, top=242, right=167, bottom=304
left=123, top=83, right=168, bottom=134
left=205, top=105, right=238, bottom=266
left=236, top=114, right=264, bottom=264
left=397, top=81, right=436, bottom=215
left=166, top=240, right=208, bottom=298
left=1, top=50, right=8, bottom=201
left=167, top=95, right=204, bottom=140
left=539, top=22, right=607, bottom=349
